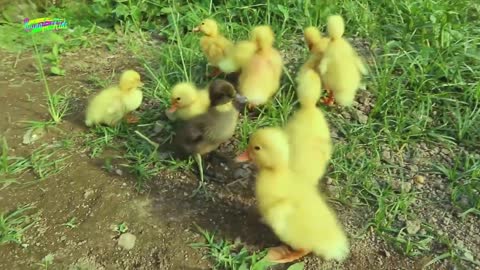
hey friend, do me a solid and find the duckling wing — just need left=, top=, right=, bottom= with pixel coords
left=173, top=117, right=208, bottom=154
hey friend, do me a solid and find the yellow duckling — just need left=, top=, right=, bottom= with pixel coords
left=299, top=26, right=330, bottom=76
left=235, top=127, right=349, bottom=263
left=284, top=69, right=332, bottom=186
left=166, top=82, right=210, bottom=121
left=85, top=70, right=143, bottom=127
left=193, top=19, right=233, bottom=77
left=318, top=15, right=368, bottom=106
left=222, top=25, right=283, bottom=108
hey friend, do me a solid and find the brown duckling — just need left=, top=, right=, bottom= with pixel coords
left=174, top=79, right=244, bottom=190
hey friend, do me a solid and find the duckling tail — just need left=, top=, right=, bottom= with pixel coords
left=327, top=15, right=345, bottom=40
left=252, top=25, right=275, bottom=51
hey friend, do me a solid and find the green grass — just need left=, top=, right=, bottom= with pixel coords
left=0, top=205, right=37, bottom=245
left=192, top=225, right=305, bottom=270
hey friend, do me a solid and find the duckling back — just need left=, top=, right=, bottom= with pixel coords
left=85, top=87, right=126, bottom=127
left=284, top=70, right=332, bottom=185
left=238, top=26, right=283, bottom=106
left=174, top=80, right=239, bottom=155
left=319, top=15, right=366, bottom=106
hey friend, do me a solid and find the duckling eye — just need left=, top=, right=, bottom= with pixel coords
left=201, top=22, right=205, bottom=25
left=176, top=97, right=181, bottom=101
left=254, top=146, right=261, bottom=151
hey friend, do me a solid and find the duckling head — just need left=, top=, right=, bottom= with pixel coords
left=193, top=19, right=218, bottom=36
left=208, top=79, right=236, bottom=107
left=235, top=127, right=289, bottom=170
left=296, top=69, right=321, bottom=107
left=169, top=82, right=198, bottom=113
left=304, top=27, right=329, bottom=54
left=119, top=70, right=143, bottom=92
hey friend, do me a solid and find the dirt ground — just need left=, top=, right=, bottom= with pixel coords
left=0, top=46, right=476, bottom=270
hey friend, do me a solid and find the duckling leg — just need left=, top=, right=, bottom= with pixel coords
left=321, top=88, right=335, bottom=106
left=124, top=112, right=140, bottom=124
left=194, top=153, right=205, bottom=188
left=267, top=245, right=310, bottom=263
left=207, top=67, right=222, bottom=78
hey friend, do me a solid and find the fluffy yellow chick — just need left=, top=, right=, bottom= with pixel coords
left=193, top=19, right=233, bottom=77
left=166, top=82, right=210, bottom=121
left=223, top=25, right=283, bottom=108
left=299, top=27, right=330, bottom=75
left=284, top=69, right=332, bottom=186
left=85, top=70, right=143, bottom=127
left=235, top=127, right=349, bottom=263
left=319, top=15, right=368, bottom=106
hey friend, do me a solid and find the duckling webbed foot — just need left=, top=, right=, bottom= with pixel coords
left=125, top=113, right=140, bottom=124
left=267, top=245, right=310, bottom=263
left=321, top=88, right=335, bottom=106
left=207, top=67, right=222, bottom=78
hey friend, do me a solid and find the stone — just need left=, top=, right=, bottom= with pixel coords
left=413, top=175, right=425, bottom=184
left=118, top=233, right=136, bottom=250
left=233, top=168, right=250, bottom=179
left=406, top=220, right=421, bottom=234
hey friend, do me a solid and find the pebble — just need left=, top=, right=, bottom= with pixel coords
left=233, top=168, right=250, bottom=179
left=406, top=220, right=421, bottom=234
left=115, top=169, right=123, bottom=176
left=118, top=233, right=136, bottom=250
left=84, top=189, right=94, bottom=199
left=341, top=111, right=351, bottom=120
left=382, top=149, right=392, bottom=162
left=354, top=110, right=368, bottom=124
left=413, top=175, right=425, bottom=185
left=326, top=177, right=333, bottom=185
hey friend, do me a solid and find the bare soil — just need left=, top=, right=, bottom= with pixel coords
left=0, top=46, right=476, bottom=270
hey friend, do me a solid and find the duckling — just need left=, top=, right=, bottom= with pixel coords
left=318, top=15, right=368, bottom=106
left=85, top=70, right=143, bottom=127
left=166, top=82, right=210, bottom=121
left=235, top=127, right=349, bottom=263
left=227, top=25, right=283, bottom=109
left=284, top=69, right=332, bottom=186
left=174, top=79, right=240, bottom=189
left=193, top=19, right=233, bottom=77
left=299, top=27, right=330, bottom=76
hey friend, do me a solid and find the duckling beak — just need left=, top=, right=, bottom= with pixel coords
left=235, top=150, right=251, bottom=162
left=168, top=103, right=178, bottom=113
left=138, top=81, right=144, bottom=87
left=192, top=26, right=200, bottom=32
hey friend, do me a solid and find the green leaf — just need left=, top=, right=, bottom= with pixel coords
left=238, top=262, right=248, bottom=270
left=287, top=262, right=304, bottom=270
left=251, top=257, right=277, bottom=270
left=52, top=44, right=59, bottom=57
left=50, top=66, right=65, bottom=76
left=114, top=3, right=130, bottom=17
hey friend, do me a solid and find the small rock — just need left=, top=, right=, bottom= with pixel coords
left=406, top=220, right=421, bottom=234
left=382, top=149, right=392, bottom=162
left=413, top=175, right=425, bottom=184
left=84, top=189, right=94, bottom=199
left=326, top=177, right=333, bottom=185
left=341, top=111, right=351, bottom=120
left=22, top=127, right=46, bottom=144
left=383, top=250, right=391, bottom=258
left=233, top=167, right=250, bottom=179
left=118, top=233, right=136, bottom=250
left=402, top=182, right=412, bottom=193
left=115, top=169, right=123, bottom=176
left=353, top=110, right=368, bottom=124
left=408, top=164, right=419, bottom=172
